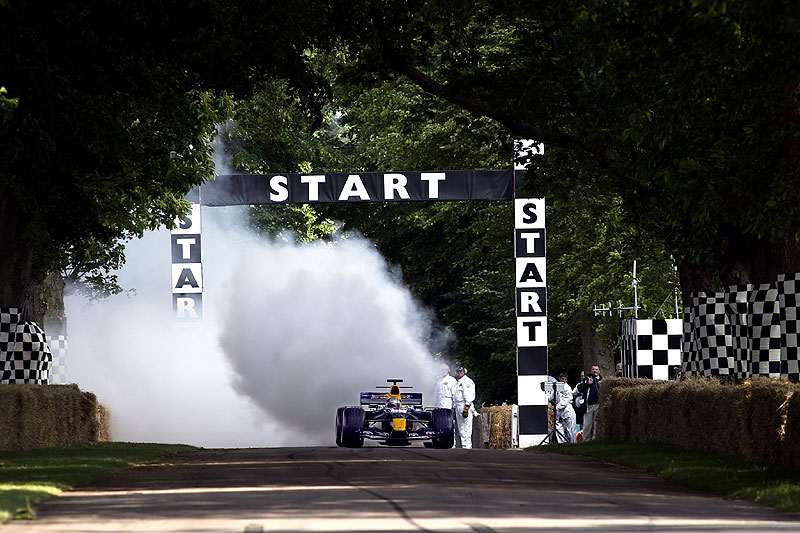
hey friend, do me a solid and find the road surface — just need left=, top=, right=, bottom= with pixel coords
left=2, top=446, right=798, bottom=532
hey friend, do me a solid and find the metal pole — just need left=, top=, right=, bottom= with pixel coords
left=511, top=404, right=519, bottom=448
left=673, top=260, right=680, bottom=319
left=632, top=260, right=639, bottom=319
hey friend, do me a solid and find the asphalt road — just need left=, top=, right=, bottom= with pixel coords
left=2, top=446, right=799, bottom=533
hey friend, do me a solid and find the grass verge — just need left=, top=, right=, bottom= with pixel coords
left=0, top=442, right=197, bottom=522
left=535, top=440, right=800, bottom=514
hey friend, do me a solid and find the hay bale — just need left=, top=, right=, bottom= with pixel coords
left=595, top=377, right=647, bottom=440
left=678, top=378, right=737, bottom=456
left=737, top=377, right=794, bottom=464
left=778, top=385, right=800, bottom=467
left=593, top=376, right=800, bottom=468
left=0, top=384, right=110, bottom=450
left=95, top=402, right=111, bottom=442
left=483, top=405, right=512, bottom=449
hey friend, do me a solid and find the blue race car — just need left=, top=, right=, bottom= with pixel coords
left=336, top=379, right=454, bottom=448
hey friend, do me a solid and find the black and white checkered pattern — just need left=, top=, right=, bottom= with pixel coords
left=0, top=308, right=53, bottom=384
left=748, top=284, right=782, bottom=377
left=621, top=318, right=682, bottom=380
left=0, top=308, right=16, bottom=348
left=724, top=286, right=750, bottom=379
left=620, top=319, right=637, bottom=378
left=46, top=334, right=68, bottom=384
left=683, top=293, right=736, bottom=377
left=682, top=275, right=800, bottom=381
left=779, top=273, right=800, bottom=380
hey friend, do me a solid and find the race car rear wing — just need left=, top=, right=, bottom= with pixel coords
left=360, top=392, right=424, bottom=406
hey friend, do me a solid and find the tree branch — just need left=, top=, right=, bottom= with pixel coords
left=393, top=59, right=579, bottom=151
left=370, top=21, right=577, bottom=153
left=369, top=13, right=623, bottom=166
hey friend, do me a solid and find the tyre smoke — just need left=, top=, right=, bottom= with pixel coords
left=64, top=205, right=451, bottom=447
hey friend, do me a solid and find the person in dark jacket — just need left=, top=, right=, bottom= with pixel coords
left=576, top=364, right=602, bottom=441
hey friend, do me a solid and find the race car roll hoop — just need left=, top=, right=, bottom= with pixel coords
left=335, top=379, right=455, bottom=448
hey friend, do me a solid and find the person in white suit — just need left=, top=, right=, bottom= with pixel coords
left=435, top=363, right=457, bottom=410
left=555, top=372, right=576, bottom=443
left=454, top=365, right=476, bottom=448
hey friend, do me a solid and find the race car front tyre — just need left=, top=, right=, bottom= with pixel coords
left=335, top=407, right=344, bottom=447
left=341, top=407, right=365, bottom=448
left=431, top=407, right=455, bottom=449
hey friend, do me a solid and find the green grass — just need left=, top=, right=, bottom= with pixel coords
left=0, top=442, right=197, bottom=522
left=536, top=440, right=800, bottom=514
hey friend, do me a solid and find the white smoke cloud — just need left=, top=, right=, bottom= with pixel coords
left=64, top=205, right=451, bottom=447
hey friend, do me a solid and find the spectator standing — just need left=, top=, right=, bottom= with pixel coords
left=615, top=362, right=623, bottom=377
left=454, top=365, right=476, bottom=449
left=555, top=372, right=576, bottom=443
left=577, top=364, right=602, bottom=441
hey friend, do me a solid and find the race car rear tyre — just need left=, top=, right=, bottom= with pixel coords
left=341, top=407, right=365, bottom=448
left=431, top=407, right=455, bottom=449
left=335, top=407, right=344, bottom=447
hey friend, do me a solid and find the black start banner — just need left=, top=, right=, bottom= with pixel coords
left=194, top=170, right=515, bottom=205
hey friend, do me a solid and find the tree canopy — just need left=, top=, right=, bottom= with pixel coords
left=0, top=1, right=331, bottom=317
left=323, top=0, right=800, bottom=292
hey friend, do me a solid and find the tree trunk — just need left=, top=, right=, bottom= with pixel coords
left=678, top=225, right=800, bottom=295
left=36, top=272, right=66, bottom=336
left=713, top=224, right=800, bottom=287
left=579, top=310, right=614, bottom=376
left=0, top=193, right=44, bottom=323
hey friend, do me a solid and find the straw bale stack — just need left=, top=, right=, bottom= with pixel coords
left=596, top=376, right=800, bottom=468
left=0, top=384, right=110, bottom=450
left=483, top=405, right=512, bottom=449
left=736, top=378, right=799, bottom=465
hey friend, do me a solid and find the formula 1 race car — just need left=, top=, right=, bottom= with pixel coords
left=335, top=379, right=454, bottom=448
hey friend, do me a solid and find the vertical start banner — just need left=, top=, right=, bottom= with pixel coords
left=514, top=140, right=549, bottom=447
left=171, top=203, right=203, bottom=321
left=514, top=197, right=548, bottom=446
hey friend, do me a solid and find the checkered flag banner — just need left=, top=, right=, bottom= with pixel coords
left=622, top=318, right=682, bottom=380
left=47, top=334, right=68, bottom=384
left=682, top=273, right=800, bottom=381
left=0, top=308, right=53, bottom=384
